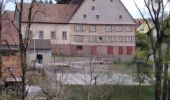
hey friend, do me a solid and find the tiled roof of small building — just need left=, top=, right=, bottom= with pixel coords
left=28, top=39, right=52, bottom=50
left=1, top=11, right=19, bottom=46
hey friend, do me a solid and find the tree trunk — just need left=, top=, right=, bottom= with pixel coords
left=155, top=73, right=162, bottom=100
left=155, top=50, right=163, bottom=100
left=162, top=43, right=170, bottom=100
left=162, top=64, right=168, bottom=100
left=168, top=80, right=170, bottom=100
left=21, top=50, right=27, bottom=100
left=0, top=21, right=1, bottom=42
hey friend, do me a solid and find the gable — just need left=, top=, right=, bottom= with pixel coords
left=69, top=0, right=136, bottom=25
left=136, top=21, right=154, bottom=34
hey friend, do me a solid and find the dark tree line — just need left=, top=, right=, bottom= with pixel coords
left=134, top=0, right=170, bottom=100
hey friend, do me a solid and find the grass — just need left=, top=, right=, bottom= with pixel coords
left=0, top=95, right=19, bottom=100
left=0, top=85, right=154, bottom=100
left=64, top=85, right=154, bottom=100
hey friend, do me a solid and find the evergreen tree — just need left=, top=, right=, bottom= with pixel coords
left=56, top=0, right=71, bottom=4
left=49, top=0, right=53, bottom=4
left=45, top=0, right=49, bottom=4
left=39, top=0, right=43, bottom=3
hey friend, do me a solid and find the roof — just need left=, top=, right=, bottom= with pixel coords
left=135, top=19, right=145, bottom=26
left=28, top=39, right=52, bottom=50
left=1, top=11, right=19, bottom=46
left=16, top=3, right=79, bottom=23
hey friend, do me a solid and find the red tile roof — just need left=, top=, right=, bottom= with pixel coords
left=17, top=3, right=79, bottom=23
left=28, top=39, right=52, bottom=50
left=135, top=19, right=145, bottom=26
left=1, top=11, right=19, bottom=46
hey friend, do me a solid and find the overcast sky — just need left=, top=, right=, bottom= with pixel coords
left=4, top=0, right=170, bottom=18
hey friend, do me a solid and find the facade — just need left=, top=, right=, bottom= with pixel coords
left=18, top=0, right=136, bottom=60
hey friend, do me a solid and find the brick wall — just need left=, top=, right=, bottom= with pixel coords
left=0, top=56, right=22, bottom=81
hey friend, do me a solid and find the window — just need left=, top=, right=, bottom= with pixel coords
left=118, top=47, right=123, bottom=55
left=129, top=36, right=133, bottom=42
left=90, top=25, right=97, bottom=32
left=115, top=36, right=121, bottom=42
left=92, top=6, right=95, bottom=10
left=121, top=36, right=125, bottom=42
left=38, top=30, right=44, bottom=39
left=92, top=0, right=95, bottom=1
left=104, top=36, right=112, bottom=42
left=83, top=14, right=87, bottom=19
left=77, top=46, right=83, bottom=50
left=119, top=15, right=123, bottom=20
left=126, top=26, right=132, bottom=32
left=105, top=25, right=112, bottom=32
left=140, top=28, right=144, bottom=31
left=62, top=31, right=67, bottom=40
left=75, top=35, right=83, bottom=42
left=97, top=36, right=103, bottom=42
left=51, top=31, right=56, bottom=39
left=127, top=46, right=132, bottom=55
left=131, top=36, right=135, bottom=42
left=96, top=15, right=100, bottom=19
left=89, top=36, right=96, bottom=42
left=112, top=36, right=116, bottom=42
left=116, top=26, right=122, bottom=32
left=110, top=0, right=113, bottom=2
left=125, top=36, right=130, bottom=42
left=8, top=67, right=16, bottom=74
left=75, top=25, right=83, bottom=32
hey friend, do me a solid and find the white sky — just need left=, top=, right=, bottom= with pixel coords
left=3, top=0, right=170, bottom=18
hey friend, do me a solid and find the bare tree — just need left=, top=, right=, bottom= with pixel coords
left=134, top=0, right=170, bottom=100
left=11, top=0, right=41, bottom=99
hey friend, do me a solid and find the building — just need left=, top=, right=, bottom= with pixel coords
left=17, top=0, right=137, bottom=60
left=136, top=19, right=154, bottom=34
left=0, top=11, right=21, bottom=88
left=27, top=39, right=52, bottom=66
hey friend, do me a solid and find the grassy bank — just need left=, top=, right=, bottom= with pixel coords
left=65, top=85, right=154, bottom=100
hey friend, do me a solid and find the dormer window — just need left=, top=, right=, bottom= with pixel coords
left=92, top=6, right=95, bottom=10
left=96, top=15, right=100, bottom=19
left=119, top=15, right=123, bottom=20
left=83, top=14, right=87, bottom=19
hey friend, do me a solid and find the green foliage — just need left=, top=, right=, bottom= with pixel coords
left=0, top=95, right=19, bottom=100
left=136, top=33, right=150, bottom=50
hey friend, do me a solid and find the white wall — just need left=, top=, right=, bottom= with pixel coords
left=69, top=0, right=136, bottom=24
left=22, top=23, right=71, bottom=44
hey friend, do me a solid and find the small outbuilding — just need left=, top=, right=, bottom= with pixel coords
left=27, top=39, right=52, bottom=67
